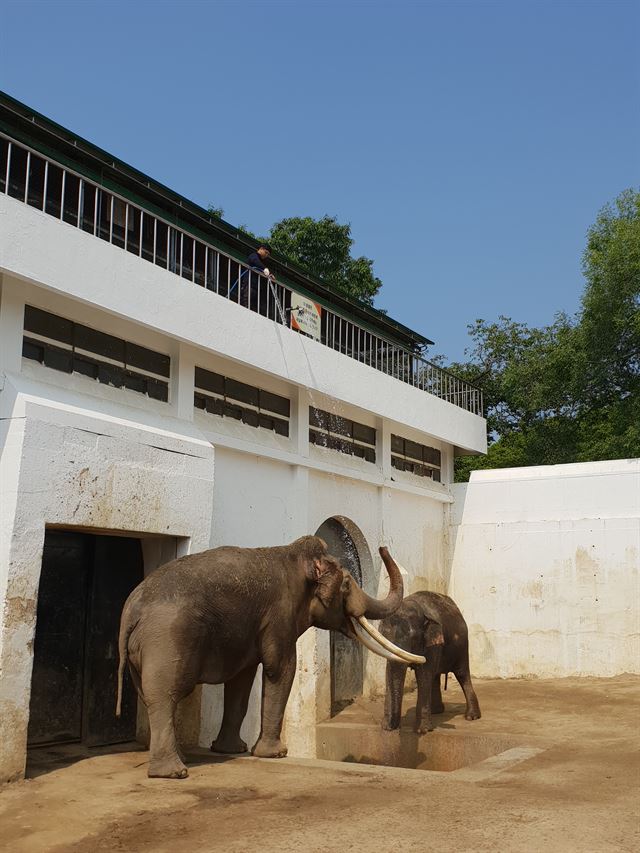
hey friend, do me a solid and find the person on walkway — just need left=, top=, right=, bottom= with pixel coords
left=239, top=243, right=274, bottom=312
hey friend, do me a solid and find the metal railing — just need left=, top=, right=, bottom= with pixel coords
left=0, top=134, right=483, bottom=416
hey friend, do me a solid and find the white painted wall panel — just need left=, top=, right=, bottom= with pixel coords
left=449, top=460, right=640, bottom=678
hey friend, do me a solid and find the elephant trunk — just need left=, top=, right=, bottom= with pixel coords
left=346, top=546, right=404, bottom=619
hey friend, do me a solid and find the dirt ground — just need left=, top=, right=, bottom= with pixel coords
left=1, top=676, right=639, bottom=853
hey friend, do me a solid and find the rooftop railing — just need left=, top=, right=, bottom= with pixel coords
left=0, top=134, right=483, bottom=416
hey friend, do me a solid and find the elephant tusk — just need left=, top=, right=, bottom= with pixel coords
left=350, top=618, right=412, bottom=664
left=351, top=616, right=425, bottom=666
left=356, top=616, right=426, bottom=665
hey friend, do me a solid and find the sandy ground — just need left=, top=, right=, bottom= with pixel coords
left=1, top=676, right=639, bottom=853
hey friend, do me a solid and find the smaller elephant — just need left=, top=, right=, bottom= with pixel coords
left=379, top=591, right=481, bottom=734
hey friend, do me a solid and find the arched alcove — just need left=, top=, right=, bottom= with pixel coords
left=315, top=517, right=372, bottom=715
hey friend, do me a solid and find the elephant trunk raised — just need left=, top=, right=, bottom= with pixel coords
left=345, top=547, right=426, bottom=666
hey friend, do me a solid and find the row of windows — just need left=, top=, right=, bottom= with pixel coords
left=194, top=366, right=290, bottom=437
left=23, top=306, right=170, bottom=401
left=309, top=407, right=377, bottom=464
left=20, top=314, right=444, bottom=479
left=391, top=433, right=441, bottom=481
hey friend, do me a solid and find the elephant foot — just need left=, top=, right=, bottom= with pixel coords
left=252, top=738, right=288, bottom=758
left=382, top=718, right=400, bottom=731
left=148, top=756, right=189, bottom=779
left=465, top=708, right=481, bottom=720
left=415, top=721, right=434, bottom=735
left=211, top=735, right=248, bottom=755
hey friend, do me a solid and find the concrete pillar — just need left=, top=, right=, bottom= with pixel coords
left=175, top=343, right=195, bottom=423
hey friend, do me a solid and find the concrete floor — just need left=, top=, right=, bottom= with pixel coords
left=1, top=676, right=639, bottom=852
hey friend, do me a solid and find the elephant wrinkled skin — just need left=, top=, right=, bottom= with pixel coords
left=116, top=536, right=414, bottom=778
left=380, top=591, right=481, bottom=735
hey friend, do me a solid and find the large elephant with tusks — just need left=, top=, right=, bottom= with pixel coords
left=116, top=536, right=423, bottom=778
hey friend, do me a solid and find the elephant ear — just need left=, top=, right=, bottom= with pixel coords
left=424, top=619, right=445, bottom=647
left=308, top=555, right=345, bottom=608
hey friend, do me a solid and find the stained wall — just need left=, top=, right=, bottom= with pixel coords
left=448, top=460, right=640, bottom=677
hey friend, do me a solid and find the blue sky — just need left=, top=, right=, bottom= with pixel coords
left=1, top=0, right=638, bottom=360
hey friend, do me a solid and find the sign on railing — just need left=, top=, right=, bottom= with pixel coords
left=290, top=294, right=322, bottom=340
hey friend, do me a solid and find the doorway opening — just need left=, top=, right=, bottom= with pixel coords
left=27, top=530, right=144, bottom=753
left=315, top=517, right=370, bottom=716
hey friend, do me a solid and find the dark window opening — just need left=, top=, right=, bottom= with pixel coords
left=27, top=154, right=46, bottom=210
left=0, top=138, right=8, bottom=193
left=23, top=305, right=170, bottom=402
left=7, top=143, right=28, bottom=200
left=154, top=219, right=168, bottom=268
left=390, top=434, right=441, bottom=482
left=181, top=233, right=194, bottom=281
left=62, top=172, right=80, bottom=226
left=111, top=197, right=127, bottom=248
left=194, top=366, right=290, bottom=437
left=206, top=248, right=218, bottom=290
left=126, top=206, right=141, bottom=255
left=217, top=255, right=230, bottom=297
left=169, top=228, right=180, bottom=274
left=194, top=241, right=206, bottom=287
left=309, top=407, right=376, bottom=463
left=80, top=182, right=96, bottom=233
left=97, top=190, right=112, bottom=241
left=45, top=163, right=63, bottom=218
left=141, top=212, right=155, bottom=262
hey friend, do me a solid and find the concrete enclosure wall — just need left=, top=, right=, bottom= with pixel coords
left=449, top=460, right=640, bottom=678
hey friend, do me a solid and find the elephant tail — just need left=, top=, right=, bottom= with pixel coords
left=116, top=598, right=140, bottom=718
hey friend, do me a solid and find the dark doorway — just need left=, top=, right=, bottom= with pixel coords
left=315, top=518, right=364, bottom=715
left=27, top=530, right=143, bottom=749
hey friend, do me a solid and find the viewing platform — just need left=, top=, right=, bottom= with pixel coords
left=0, top=93, right=482, bottom=420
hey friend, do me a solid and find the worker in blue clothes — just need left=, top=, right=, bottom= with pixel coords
left=238, top=243, right=274, bottom=312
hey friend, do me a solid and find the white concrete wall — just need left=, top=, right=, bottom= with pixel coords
left=449, top=460, right=640, bottom=678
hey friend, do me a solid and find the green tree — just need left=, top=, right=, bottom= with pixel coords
left=454, top=188, right=640, bottom=481
left=268, top=216, right=382, bottom=305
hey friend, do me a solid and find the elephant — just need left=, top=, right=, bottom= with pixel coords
left=116, top=535, right=424, bottom=778
left=379, top=591, right=481, bottom=735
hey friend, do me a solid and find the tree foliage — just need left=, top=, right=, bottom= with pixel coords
left=454, top=189, right=640, bottom=481
left=268, top=216, right=382, bottom=305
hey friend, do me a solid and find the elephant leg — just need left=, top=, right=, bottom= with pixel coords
left=415, top=665, right=434, bottom=734
left=141, top=644, right=197, bottom=779
left=454, top=655, right=481, bottom=721
left=212, top=664, right=258, bottom=754
left=431, top=673, right=445, bottom=714
left=415, top=644, right=442, bottom=734
left=125, top=660, right=150, bottom=750
left=252, top=652, right=296, bottom=758
left=147, top=699, right=188, bottom=779
left=382, top=662, right=407, bottom=730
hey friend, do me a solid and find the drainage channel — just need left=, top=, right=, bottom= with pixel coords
left=316, top=703, right=545, bottom=778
